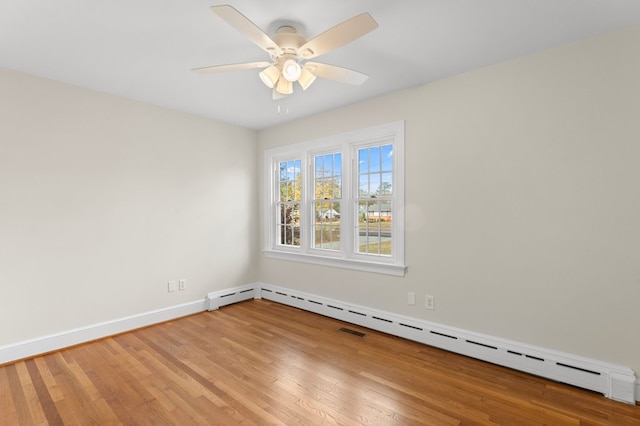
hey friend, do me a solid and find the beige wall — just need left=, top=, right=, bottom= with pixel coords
left=0, top=68, right=259, bottom=345
left=258, top=25, right=640, bottom=373
left=2, top=23, right=638, bottom=377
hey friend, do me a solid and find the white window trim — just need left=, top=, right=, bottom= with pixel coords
left=263, top=121, right=406, bottom=277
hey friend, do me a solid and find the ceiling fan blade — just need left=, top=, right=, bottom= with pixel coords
left=298, top=13, right=378, bottom=60
left=192, top=61, right=270, bottom=74
left=305, top=62, right=369, bottom=85
left=212, top=5, right=283, bottom=56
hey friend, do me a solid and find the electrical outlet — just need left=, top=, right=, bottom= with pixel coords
left=425, top=295, right=435, bottom=310
left=408, top=292, right=416, bottom=305
left=168, top=281, right=177, bottom=292
left=178, top=279, right=186, bottom=291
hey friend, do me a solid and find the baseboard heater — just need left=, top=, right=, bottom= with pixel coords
left=207, top=283, right=637, bottom=404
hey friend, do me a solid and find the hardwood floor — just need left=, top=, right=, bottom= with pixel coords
left=1, top=299, right=638, bottom=425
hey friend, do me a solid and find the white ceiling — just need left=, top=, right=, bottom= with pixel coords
left=2, top=0, right=640, bottom=130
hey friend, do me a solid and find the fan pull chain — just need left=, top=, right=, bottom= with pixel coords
left=277, top=104, right=290, bottom=115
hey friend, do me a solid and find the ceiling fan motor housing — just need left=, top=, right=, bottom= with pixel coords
left=273, top=26, right=306, bottom=59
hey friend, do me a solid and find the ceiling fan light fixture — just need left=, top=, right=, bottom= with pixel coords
left=276, top=77, right=293, bottom=95
left=259, top=65, right=280, bottom=88
left=282, top=59, right=302, bottom=82
left=298, top=66, right=317, bottom=90
left=272, top=88, right=288, bottom=100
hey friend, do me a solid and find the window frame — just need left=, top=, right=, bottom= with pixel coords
left=263, top=121, right=406, bottom=277
left=275, top=157, right=302, bottom=249
left=309, top=148, right=343, bottom=253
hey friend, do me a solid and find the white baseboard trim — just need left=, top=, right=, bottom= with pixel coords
left=0, top=299, right=207, bottom=366
left=256, top=282, right=638, bottom=405
left=2, top=282, right=637, bottom=405
left=0, top=283, right=259, bottom=366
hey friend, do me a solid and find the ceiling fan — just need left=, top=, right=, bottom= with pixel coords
left=192, top=5, right=378, bottom=99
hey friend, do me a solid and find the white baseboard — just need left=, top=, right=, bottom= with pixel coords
left=2, top=282, right=637, bottom=405
left=256, top=282, right=638, bottom=405
left=0, top=282, right=259, bottom=366
left=0, top=299, right=207, bottom=366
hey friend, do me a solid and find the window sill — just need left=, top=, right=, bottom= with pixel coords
left=263, top=249, right=406, bottom=277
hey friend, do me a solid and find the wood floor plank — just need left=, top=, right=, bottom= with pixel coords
left=0, top=299, right=638, bottom=425
left=24, top=359, right=64, bottom=426
left=0, top=367, right=19, bottom=426
left=4, top=364, right=35, bottom=425
left=13, top=361, right=48, bottom=425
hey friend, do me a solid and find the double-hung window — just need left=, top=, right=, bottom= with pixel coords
left=264, top=121, right=405, bottom=276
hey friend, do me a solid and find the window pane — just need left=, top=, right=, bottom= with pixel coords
left=315, top=201, right=341, bottom=220
left=277, top=159, right=301, bottom=247
left=324, top=154, right=333, bottom=175
left=358, top=149, right=368, bottom=173
left=314, top=156, right=324, bottom=178
left=359, top=175, right=369, bottom=197
left=314, top=152, right=341, bottom=201
left=380, top=172, right=392, bottom=196
left=280, top=160, right=301, bottom=202
left=334, top=177, right=342, bottom=199
left=357, top=199, right=392, bottom=256
left=277, top=203, right=300, bottom=247
left=311, top=152, right=342, bottom=251
left=313, top=201, right=340, bottom=250
left=369, top=174, right=381, bottom=196
left=286, top=160, right=296, bottom=181
left=381, top=145, right=393, bottom=172
left=315, top=180, right=322, bottom=199
left=359, top=144, right=394, bottom=201
left=317, top=177, right=341, bottom=199
left=314, top=224, right=341, bottom=250
left=279, top=162, right=287, bottom=181
left=368, top=147, right=381, bottom=172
